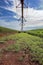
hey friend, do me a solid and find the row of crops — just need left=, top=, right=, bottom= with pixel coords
left=26, top=29, right=43, bottom=38
left=0, top=33, right=43, bottom=65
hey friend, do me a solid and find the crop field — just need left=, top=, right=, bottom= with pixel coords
left=26, top=29, right=43, bottom=38
left=0, top=27, right=43, bottom=65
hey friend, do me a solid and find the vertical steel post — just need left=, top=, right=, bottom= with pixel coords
left=21, top=0, right=24, bottom=31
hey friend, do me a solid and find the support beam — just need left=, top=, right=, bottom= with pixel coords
left=21, top=0, right=24, bottom=31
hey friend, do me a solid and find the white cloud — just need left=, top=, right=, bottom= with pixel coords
left=6, top=0, right=43, bottom=21
left=0, top=0, right=43, bottom=30
left=24, top=21, right=43, bottom=27
left=4, top=0, right=9, bottom=4
left=0, top=20, right=21, bottom=30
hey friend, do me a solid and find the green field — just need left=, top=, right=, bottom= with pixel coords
left=0, top=26, right=18, bottom=33
left=0, top=27, right=43, bottom=65
left=26, top=29, right=43, bottom=38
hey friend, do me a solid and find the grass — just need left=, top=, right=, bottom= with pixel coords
left=0, top=26, right=18, bottom=33
left=0, top=27, right=43, bottom=65
left=26, top=29, right=43, bottom=38
left=0, top=33, right=43, bottom=65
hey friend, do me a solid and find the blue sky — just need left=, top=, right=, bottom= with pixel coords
left=24, top=0, right=40, bottom=9
left=0, top=0, right=43, bottom=30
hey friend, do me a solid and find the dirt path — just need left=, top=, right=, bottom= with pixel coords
left=0, top=40, right=15, bottom=49
left=0, top=33, right=16, bottom=37
left=0, top=50, right=40, bottom=65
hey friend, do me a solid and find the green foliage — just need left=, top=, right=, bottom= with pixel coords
left=5, top=43, right=21, bottom=52
left=0, top=26, right=18, bottom=33
left=2, top=33, right=43, bottom=65
left=0, top=28, right=43, bottom=65
left=26, top=29, right=43, bottom=38
left=0, top=41, right=5, bottom=44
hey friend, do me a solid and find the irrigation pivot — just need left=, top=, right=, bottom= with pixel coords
left=16, top=0, right=28, bottom=31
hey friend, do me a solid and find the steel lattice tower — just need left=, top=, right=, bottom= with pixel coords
left=16, top=0, right=28, bottom=31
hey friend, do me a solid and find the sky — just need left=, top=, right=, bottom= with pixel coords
left=0, top=0, right=43, bottom=30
